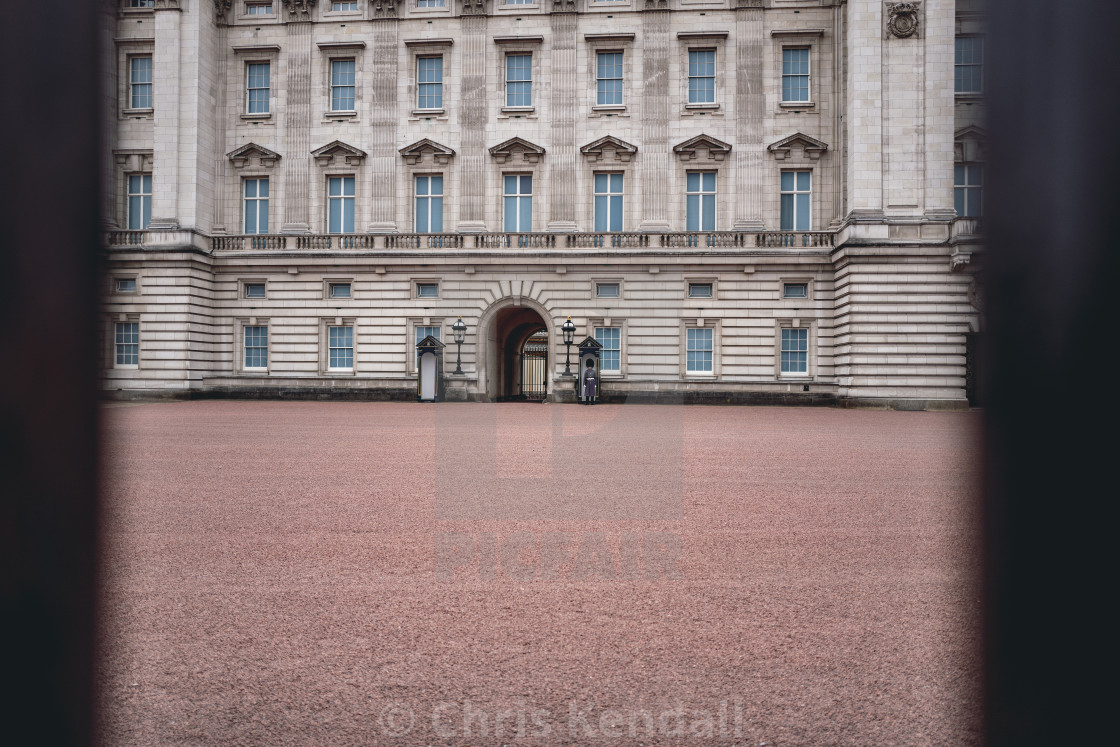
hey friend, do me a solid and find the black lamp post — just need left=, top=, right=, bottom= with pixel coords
left=452, top=316, right=466, bottom=375
left=561, top=316, right=576, bottom=376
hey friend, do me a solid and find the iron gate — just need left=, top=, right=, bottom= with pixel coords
left=520, top=330, right=548, bottom=401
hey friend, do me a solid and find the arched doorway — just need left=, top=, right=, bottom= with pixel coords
left=478, top=300, right=553, bottom=401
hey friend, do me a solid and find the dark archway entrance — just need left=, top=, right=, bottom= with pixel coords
left=484, top=305, right=549, bottom=401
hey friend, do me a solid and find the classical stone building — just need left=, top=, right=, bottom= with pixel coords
left=101, top=0, right=983, bottom=406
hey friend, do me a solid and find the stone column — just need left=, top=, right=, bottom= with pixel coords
left=733, top=0, right=765, bottom=230
left=547, top=6, right=578, bottom=232
left=844, top=0, right=884, bottom=220
left=367, top=14, right=400, bottom=233
left=148, top=2, right=183, bottom=229
left=280, top=7, right=313, bottom=233
left=638, top=8, right=671, bottom=232
left=457, top=11, right=489, bottom=233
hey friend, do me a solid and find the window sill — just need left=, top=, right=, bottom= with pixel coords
left=685, top=371, right=716, bottom=377
left=592, top=105, right=626, bottom=112
left=779, top=101, right=815, bottom=110
left=242, top=369, right=269, bottom=375
left=121, top=108, right=153, bottom=118
left=241, top=112, right=272, bottom=121
left=326, top=368, right=356, bottom=375
left=501, top=106, right=535, bottom=114
left=685, top=102, right=720, bottom=111
left=955, top=92, right=984, bottom=101
left=114, top=365, right=140, bottom=371
left=324, top=110, right=357, bottom=120
left=412, top=108, right=446, bottom=117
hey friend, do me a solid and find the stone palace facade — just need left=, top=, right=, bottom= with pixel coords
left=101, top=0, right=983, bottom=406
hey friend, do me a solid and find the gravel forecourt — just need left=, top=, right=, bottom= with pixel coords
left=98, top=401, right=982, bottom=746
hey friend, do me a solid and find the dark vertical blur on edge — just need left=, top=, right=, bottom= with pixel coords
left=0, top=0, right=104, bottom=744
left=983, top=0, right=1115, bottom=744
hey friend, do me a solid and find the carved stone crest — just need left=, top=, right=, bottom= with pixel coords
left=461, top=0, right=488, bottom=15
left=281, top=0, right=319, bottom=18
left=369, top=0, right=397, bottom=18
left=886, top=2, right=921, bottom=39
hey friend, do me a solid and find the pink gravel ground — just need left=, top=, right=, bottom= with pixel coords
left=97, top=401, right=982, bottom=746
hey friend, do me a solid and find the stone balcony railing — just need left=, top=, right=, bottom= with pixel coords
left=105, top=229, right=837, bottom=252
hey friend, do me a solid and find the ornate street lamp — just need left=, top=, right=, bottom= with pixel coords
left=561, top=316, right=577, bottom=376
left=452, top=316, right=467, bottom=375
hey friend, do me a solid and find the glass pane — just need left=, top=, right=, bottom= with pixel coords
left=781, top=171, right=795, bottom=192
left=430, top=176, right=443, bottom=195
left=954, top=165, right=965, bottom=186
left=343, top=198, right=354, bottom=233
left=970, top=165, right=983, bottom=186
left=686, top=195, right=699, bottom=231
left=504, top=175, right=516, bottom=195
left=415, top=198, right=428, bottom=232
left=797, top=171, right=811, bottom=191
left=504, top=197, right=517, bottom=232
left=610, top=173, right=623, bottom=193
left=415, top=176, right=428, bottom=196
left=329, top=198, right=341, bottom=233
left=796, top=193, right=810, bottom=230
left=609, top=196, right=623, bottom=231
left=258, top=178, right=268, bottom=197
left=259, top=201, right=269, bottom=232
left=430, top=197, right=443, bottom=232
left=702, top=172, right=715, bottom=192
left=594, top=173, right=608, bottom=194
left=967, top=188, right=982, bottom=218
left=780, top=194, right=794, bottom=230
left=519, top=196, right=532, bottom=231
left=343, top=177, right=354, bottom=197
left=686, top=172, right=700, bottom=192
left=244, top=202, right=256, bottom=234
left=245, top=180, right=257, bottom=198
left=594, top=196, right=608, bottom=232
left=702, top=194, right=715, bottom=231
left=520, top=175, right=532, bottom=194
left=329, top=177, right=341, bottom=197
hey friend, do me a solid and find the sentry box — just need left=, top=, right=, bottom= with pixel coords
left=416, top=334, right=446, bottom=402
left=576, top=336, right=602, bottom=404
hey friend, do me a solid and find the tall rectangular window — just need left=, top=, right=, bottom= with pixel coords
left=418, top=56, right=443, bottom=109
left=129, top=56, right=152, bottom=109
left=686, top=172, right=716, bottom=231
left=782, top=48, right=810, bottom=103
left=246, top=62, right=270, bottom=114
left=955, top=37, right=984, bottom=94
left=688, top=49, right=715, bottom=104
left=503, top=175, right=533, bottom=232
left=244, top=326, right=268, bottom=369
left=955, top=164, right=983, bottom=218
left=127, top=174, right=152, bottom=230
left=781, top=328, right=809, bottom=375
left=415, top=175, right=444, bottom=232
left=243, top=178, right=269, bottom=234
left=686, top=328, right=713, bottom=374
left=780, top=171, right=811, bottom=231
left=596, top=52, right=623, bottom=106
left=115, top=322, right=139, bottom=366
left=327, top=176, right=355, bottom=233
left=328, top=326, right=354, bottom=370
left=594, top=327, right=621, bottom=373
left=593, top=173, right=624, bottom=232
left=505, top=54, right=532, bottom=107
left=416, top=325, right=440, bottom=367
left=330, top=59, right=355, bottom=112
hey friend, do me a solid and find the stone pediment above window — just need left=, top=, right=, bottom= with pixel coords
left=488, top=137, right=546, bottom=164
left=227, top=143, right=281, bottom=169
left=113, top=149, right=153, bottom=172
left=399, top=139, right=455, bottom=166
left=955, top=125, right=987, bottom=162
left=580, top=135, right=638, bottom=164
left=672, top=134, right=732, bottom=163
left=311, top=140, right=367, bottom=167
left=767, top=132, right=829, bottom=161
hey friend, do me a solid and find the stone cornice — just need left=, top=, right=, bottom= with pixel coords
left=311, top=140, right=367, bottom=166
left=488, top=137, right=546, bottom=164
left=580, top=135, right=638, bottom=163
left=767, top=132, right=829, bottom=160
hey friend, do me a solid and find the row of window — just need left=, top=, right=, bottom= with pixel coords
left=125, top=47, right=814, bottom=115
left=123, top=170, right=817, bottom=232
left=110, top=321, right=811, bottom=376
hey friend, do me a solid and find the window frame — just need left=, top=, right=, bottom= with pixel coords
left=414, top=174, right=445, bottom=233
left=328, top=57, right=357, bottom=113
left=113, top=276, right=139, bottom=295
left=502, top=173, right=533, bottom=233
left=243, top=2, right=275, bottom=16
left=687, top=48, right=717, bottom=106
left=242, top=322, right=270, bottom=372
left=243, top=281, right=267, bottom=300
left=242, top=177, right=270, bottom=235
left=114, top=320, right=140, bottom=369
left=954, top=163, right=983, bottom=218
left=593, top=325, right=623, bottom=375
left=504, top=52, right=533, bottom=109
left=781, top=47, right=811, bottom=105
left=685, top=171, right=718, bottom=231
left=781, top=279, right=813, bottom=302
left=126, top=172, right=152, bottom=230
left=779, top=169, right=812, bottom=231
left=245, top=60, right=271, bottom=116
left=415, top=281, right=440, bottom=300
left=127, top=54, right=153, bottom=112
left=955, top=35, right=985, bottom=96
left=595, top=50, right=625, bottom=108
left=416, top=55, right=445, bottom=112
left=778, top=324, right=811, bottom=378
left=326, top=175, right=356, bottom=234
left=594, top=281, right=622, bottom=300
left=593, top=172, right=625, bottom=233
left=321, top=319, right=357, bottom=374
left=681, top=322, right=719, bottom=377
left=328, top=281, right=353, bottom=300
